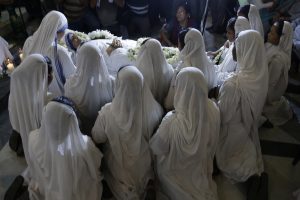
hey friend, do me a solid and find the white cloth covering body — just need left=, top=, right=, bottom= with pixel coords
left=263, top=21, right=293, bottom=125
left=22, top=11, right=76, bottom=97
left=0, top=36, right=13, bottom=66
left=9, top=54, right=48, bottom=164
left=216, top=30, right=268, bottom=182
left=150, top=67, right=220, bottom=200
left=28, top=101, right=103, bottom=200
left=136, top=39, right=174, bottom=106
left=102, top=45, right=133, bottom=77
left=248, top=4, right=265, bottom=37
left=64, top=43, right=114, bottom=133
left=92, top=66, right=163, bottom=200
left=215, top=16, right=251, bottom=85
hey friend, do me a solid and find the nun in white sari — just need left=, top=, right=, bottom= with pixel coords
left=238, top=4, right=264, bottom=37
left=28, top=101, right=103, bottom=200
left=263, top=21, right=293, bottom=125
left=23, top=11, right=76, bottom=97
left=92, top=66, right=163, bottom=200
left=65, top=43, right=114, bottom=134
left=178, top=28, right=216, bottom=89
left=216, top=30, right=268, bottom=182
left=150, top=67, right=220, bottom=200
left=136, top=38, right=174, bottom=106
left=9, top=54, right=50, bottom=177
left=165, top=28, right=216, bottom=110
left=216, top=16, right=251, bottom=85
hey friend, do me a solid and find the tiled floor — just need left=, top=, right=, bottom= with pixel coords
left=1, top=8, right=300, bottom=200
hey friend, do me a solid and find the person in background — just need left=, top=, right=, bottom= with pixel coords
left=58, top=0, right=101, bottom=33
left=263, top=21, right=293, bottom=126
left=93, top=0, right=120, bottom=35
left=160, top=1, right=197, bottom=47
left=116, top=0, right=151, bottom=38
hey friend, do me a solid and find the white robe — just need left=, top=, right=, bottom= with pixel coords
left=22, top=11, right=76, bottom=97
left=92, top=66, right=163, bottom=200
left=216, top=30, right=268, bottom=182
left=178, top=28, right=216, bottom=89
left=8, top=54, right=48, bottom=167
left=165, top=28, right=216, bottom=110
left=64, top=43, right=114, bottom=133
left=136, top=39, right=174, bottom=106
left=215, top=43, right=237, bottom=85
left=263, top=22, right=293, bottom=125
left=0, top=36, right=13, bottom=66
left=28, top=102, right=103, bottom=200
left=150, top=67, right=220, bottom=200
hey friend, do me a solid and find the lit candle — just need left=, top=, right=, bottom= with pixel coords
left=19, top=53, right=24, bottom=61
left=6, top=62, right=14, bottom=73
left=19, top=49, right=24, bottom=61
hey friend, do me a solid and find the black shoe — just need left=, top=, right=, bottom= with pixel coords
left=247, top=172, right=268, bottom=200
left=9, top=130, right=21, bottom=152
left=262, top=119, right=274, bottom=129
left=4, top=175, right=24, bottom=200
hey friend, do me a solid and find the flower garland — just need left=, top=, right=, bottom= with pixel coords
left=88, top=29, right=115, bottom=40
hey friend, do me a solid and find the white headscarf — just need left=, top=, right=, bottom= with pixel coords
left=65, top=43, right=114, bottom=119
left=150, top=67, right=220, bottom=199
left=23, top=11, right=69, bottom=95
left=136, top=38, right=174, bottom=105
left=235, top=30, right=268, bottom=130
left=248, top=4, right=264, bottom=37
left=179, top=28, right=216, bottom=88
left=111, top=65, right=163, bottom=146
left=28, top=101, right=103, bottom=200
left=235, top=16, right=251, bottom=37
left=9, top=54, right=48, bottom=162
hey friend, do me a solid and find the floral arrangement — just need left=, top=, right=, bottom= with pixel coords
left=88, top=29, right=115, bottom=40
left=127, top=37, right=149, bottom=61
left=73, top=30, right=90, bottom=42
left=162, top=47, right=180, bottom=65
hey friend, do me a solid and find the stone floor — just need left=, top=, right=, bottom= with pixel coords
left=1, top=7, right=300, bottom=200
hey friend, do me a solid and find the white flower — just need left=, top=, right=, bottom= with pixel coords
left=88, top=29, right=115, bottom=40
left=162, top=47, right=180, bottom=65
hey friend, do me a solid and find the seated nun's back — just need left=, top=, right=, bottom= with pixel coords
left=28, top=101, right=103, bottom=200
